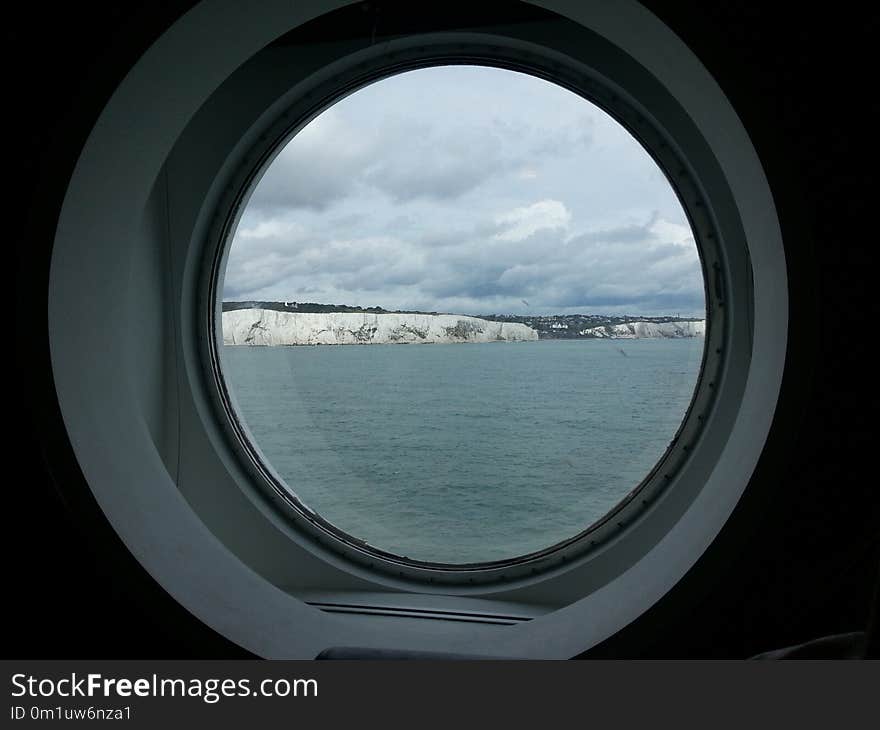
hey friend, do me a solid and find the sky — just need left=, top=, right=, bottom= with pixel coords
left=223, top=65, right=705, bottom=317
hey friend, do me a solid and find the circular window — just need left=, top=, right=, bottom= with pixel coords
left=213, top=63, right=710, bottom=568
left=49, top=0, right=785, bottom=658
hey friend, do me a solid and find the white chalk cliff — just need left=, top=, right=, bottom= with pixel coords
left=580, top=320, right=706, bottom=338
left=223, top=309, right=540, bottom=346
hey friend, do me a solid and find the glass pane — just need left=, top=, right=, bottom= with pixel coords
left=220, top=65, right=706, bottom=564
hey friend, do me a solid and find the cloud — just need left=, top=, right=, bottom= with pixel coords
left=223, top=66, right=705, bottom=317
left=247, top=109, right=374, bottom=211
left=648, top=216, right=695, bottom=247
left=494, top=199, right=572, bottom=242
left=238, top=219, right=306, bottom=240
left=361, top=121, right=520, bottom=202
left=246, top=77, right=597, bottom=212
left=247, top=110, right=525, bottom=212
left=224, top=209, right=704, bottom=316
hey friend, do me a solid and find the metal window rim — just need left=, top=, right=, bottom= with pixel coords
left=203, top=38, right=727, bottom=585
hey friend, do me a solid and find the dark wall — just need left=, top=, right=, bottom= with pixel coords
left=584, top=2, right=879, bottom=658
left=8, top=2, right=877, bottom=658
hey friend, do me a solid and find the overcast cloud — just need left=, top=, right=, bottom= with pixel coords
left=224, top=65, right=705, bottom=317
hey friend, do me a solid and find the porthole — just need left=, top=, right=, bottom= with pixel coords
left=49, top=0, right=787, bottom=658
left=208, top=60, right=715, bottom=577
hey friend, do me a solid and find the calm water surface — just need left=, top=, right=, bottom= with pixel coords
left=221, top=338, right=702, bottom=563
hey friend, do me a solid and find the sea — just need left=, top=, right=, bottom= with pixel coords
left=221, top=338, right=703, bottom=564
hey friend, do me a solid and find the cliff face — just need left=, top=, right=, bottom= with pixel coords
left=580, top=320, right=706, bottom=338
left=222, top=309, right=540, bottom=346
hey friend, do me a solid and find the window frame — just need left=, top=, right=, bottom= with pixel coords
left=203, top=45, right=726, bottom=585
left=47, top=0, right=787, bottom=658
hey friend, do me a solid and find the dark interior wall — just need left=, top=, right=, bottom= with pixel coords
left=10, top=0, right=250, bottom=659
left=585, top=2, right=879, bottom=658
left=8, top=2, right=877, bottom=658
